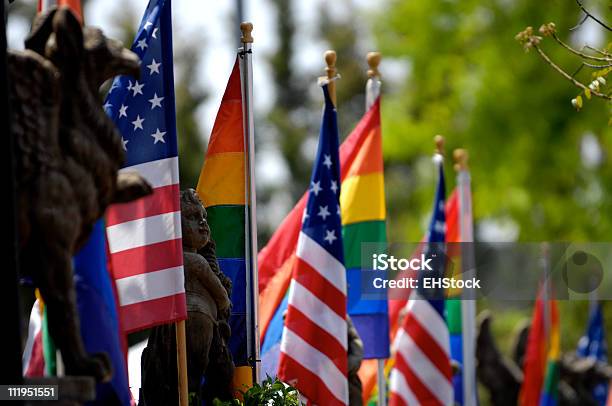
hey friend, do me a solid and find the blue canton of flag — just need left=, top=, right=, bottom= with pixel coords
left=103, top=0, right=186, bottom=334
left=104, top=0, right=177, bottom=168
left=278, top=83, right=349, bottom=405
left=577, top=303, right=608, bottom=405
left=301, top=85, right=344, bottom=264
left=419, top=156, right=447, bottom=312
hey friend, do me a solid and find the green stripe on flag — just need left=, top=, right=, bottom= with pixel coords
left=207, top=205, right=246, bottom=258
left=343, top=220, right=386, bottom=269
left=42, top=307, right=56, bottom=375
left=540, top=359, right=560, bottom=405
left=445, top=298, right=462, bottom=334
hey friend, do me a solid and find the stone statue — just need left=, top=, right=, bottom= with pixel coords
left=476, top=311, right=612, bottom=406
left=9, top=6, right=151, bottom=381
left=140, top=189, right=234, bottom=406
left=475, top=311, right=523, bottom=406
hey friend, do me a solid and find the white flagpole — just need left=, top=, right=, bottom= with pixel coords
left=454, top=149, right=477, bottom=406
left=239, top=22, right=261, bottom=384
left=365, top=51, right=387, bottom=406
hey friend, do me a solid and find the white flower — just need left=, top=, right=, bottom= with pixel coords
left=597, top=77, right=607, bottom=85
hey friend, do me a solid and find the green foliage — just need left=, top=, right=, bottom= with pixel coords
left=371, top=0, right=612, bottom=245
left=213, top=377, right=301, bottom=406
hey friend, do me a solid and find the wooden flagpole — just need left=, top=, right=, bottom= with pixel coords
left=324, top=50, right=337, bottom=106
left=365, top=51, right=387, bottom=406
left=240, top=21, right=261, bottom=385
left=453, top=149, right=478, bottom=406
left=176, top=320, right=188, bottom=406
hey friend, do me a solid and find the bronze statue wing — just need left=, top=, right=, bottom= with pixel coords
left=8, top=49, right=61, bottom=183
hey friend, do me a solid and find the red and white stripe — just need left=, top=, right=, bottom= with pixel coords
left=106, top=157, right=186, bottom=333
left=278, top=231, right=348, bottom=406
left=389, top=294, right=453, bottom=406
left=22, top=299, right=45, bottom=377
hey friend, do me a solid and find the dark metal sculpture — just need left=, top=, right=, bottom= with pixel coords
left=476, top=311, right=612, bottom=406
left=8, top=6, right=151, bottom=381
left=140, top=189, right=234, bottom=406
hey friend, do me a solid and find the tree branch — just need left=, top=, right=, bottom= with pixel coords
left=551, top=33, right=612, bottom=62
left=569, top=13, right=589, bottom=31
left=575, top=0, right=612, bottom=32
left=533, top=44, right=612, bottom=100
left=583, top=45, right=611, bottom=57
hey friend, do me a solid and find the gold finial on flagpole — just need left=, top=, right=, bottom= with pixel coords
left=240, top=22, right=254, bottom=44
left=367, top=51, right=381, bottom=78
left=453, top=148, right=469, bottom=171
left=434, top=135, right=445, bottom=156
left=325, top=50, right=337, bottom=106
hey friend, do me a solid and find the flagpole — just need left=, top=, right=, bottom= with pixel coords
left=365, top=51, right=387, bottom=406
left=324, top=50, right=337, bottom=106
left=453, top=149, right=478, bottom=406
left=239, top=21, right=261, bottom=384
left=176, top=321, right=188, bottom=406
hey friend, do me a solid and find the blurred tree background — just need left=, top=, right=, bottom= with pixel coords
left=260, top=1, right=612, bottom=398
left=367, top=0, right=611, bottom=397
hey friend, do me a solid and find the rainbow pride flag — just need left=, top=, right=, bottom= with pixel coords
left=341, top=97, right=389, bottom=359
left=444, top=190, right=465, bottom=405
left=519, top=293, right=560, bottom=406
left=196, top=57, right=248, bottom=366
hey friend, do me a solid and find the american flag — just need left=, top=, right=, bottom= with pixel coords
left=278, top=84, right=348, bottom=406
left=103, top=0, right=186, bottom=333
left=389, top=154, right=453, bottom=405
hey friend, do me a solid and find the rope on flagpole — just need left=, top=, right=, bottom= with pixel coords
left=453, top=148, right=478, bottom=406
left=239, top=21, right=261, bottom=385
left=365, top=51, right=387, bottom=406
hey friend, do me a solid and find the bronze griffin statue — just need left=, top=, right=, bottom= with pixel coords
left=9, top=6, right=151, bottom=380
left=140, top=189, right=235, bottom=406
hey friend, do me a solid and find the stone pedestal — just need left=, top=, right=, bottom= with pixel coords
left=24, top=376, right=95, bottom=406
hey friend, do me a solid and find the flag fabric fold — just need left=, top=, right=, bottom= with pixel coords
left=359, top=189, right=460, bottom=404
left=104, top=0, right=186, bottom=333
left=519, top=292, right=560, bottom=406
left=388, top=156, right=453, bottom=406
left=277, top=85, right=349, bottom=406
left=196, top=57, right=249, bottom=366
left=577, top=303, right=608, bottom=405
left=74, top=220, right=132, bottom=405
left=342, top=98, right=389, bottom=360
left=445, top=190, right=465, bottom=405
left=22, top=296, right=45, bottom=377
left=260, top=98, right=389, bottom=375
